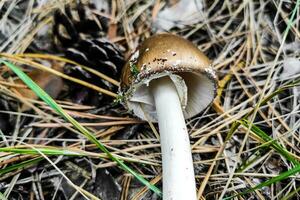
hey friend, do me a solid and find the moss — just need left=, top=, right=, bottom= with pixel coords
left=112, top=93, right=125, bottom=105
left=130, top=63, right=140, bottom=78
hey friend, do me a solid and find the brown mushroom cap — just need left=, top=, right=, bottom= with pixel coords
left=120, top=33, right=217, bottom=122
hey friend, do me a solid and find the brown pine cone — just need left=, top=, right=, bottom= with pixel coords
left=53, top=1, right=124, bottom=106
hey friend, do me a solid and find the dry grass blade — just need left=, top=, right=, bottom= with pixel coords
left=1, top=53, right=117, bottom=97
left=1, top=0, right=300, bottom=199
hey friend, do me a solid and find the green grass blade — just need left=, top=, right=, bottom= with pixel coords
left=0, top=191, right=8, bottom=200
left=224, top=164, right=300, bottom=200
left=0, top=157, right=44, bottom=176
left=0, top=147, right=85, bottom=156
left=241, top=119, right=299, bottom=165
left=0, top=59, right=162, bottom=196
left=225, top=79, right=300, bottom=142
left=237, top=148, right=270, bottom=172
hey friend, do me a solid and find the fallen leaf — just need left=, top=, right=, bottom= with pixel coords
left=154, top=0, right=205, bottom=31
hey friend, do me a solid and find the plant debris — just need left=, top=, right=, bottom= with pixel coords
left=0, top=0, right=300, bottom=199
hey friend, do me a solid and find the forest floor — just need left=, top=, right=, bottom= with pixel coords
left=0, top=0, right=300, bottom=199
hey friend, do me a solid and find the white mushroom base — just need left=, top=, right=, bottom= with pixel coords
left=150, top=76, right=197, bottom=200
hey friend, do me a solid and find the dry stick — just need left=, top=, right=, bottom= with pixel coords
left=64, top=111, right=130, bottom=120
left=41, top=103, right=93, bottom=110
left=0, top=80, right=27, bottom=88
left=196, top=172, right=300, bottom=179
left=218, top=1, right=300, bottom=199
left=95, top=126, right=124, bottom=139
left=121, top=176, right=131, bottom=200
left=120, top=143, right=161, bottom=153
left=0, top=155, right=35, bottom=167
left=45, top=109, right=135, bottom=121
left=55, top=100, right=93, bottom=107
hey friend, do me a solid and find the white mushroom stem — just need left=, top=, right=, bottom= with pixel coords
left=150, top=76, right=197, bottom=200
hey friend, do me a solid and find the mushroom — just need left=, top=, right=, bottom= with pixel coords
left=120, top=33, right=217, bottom=200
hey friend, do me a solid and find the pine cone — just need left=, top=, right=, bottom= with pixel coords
left=53, top=1, right=124, bottom=105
